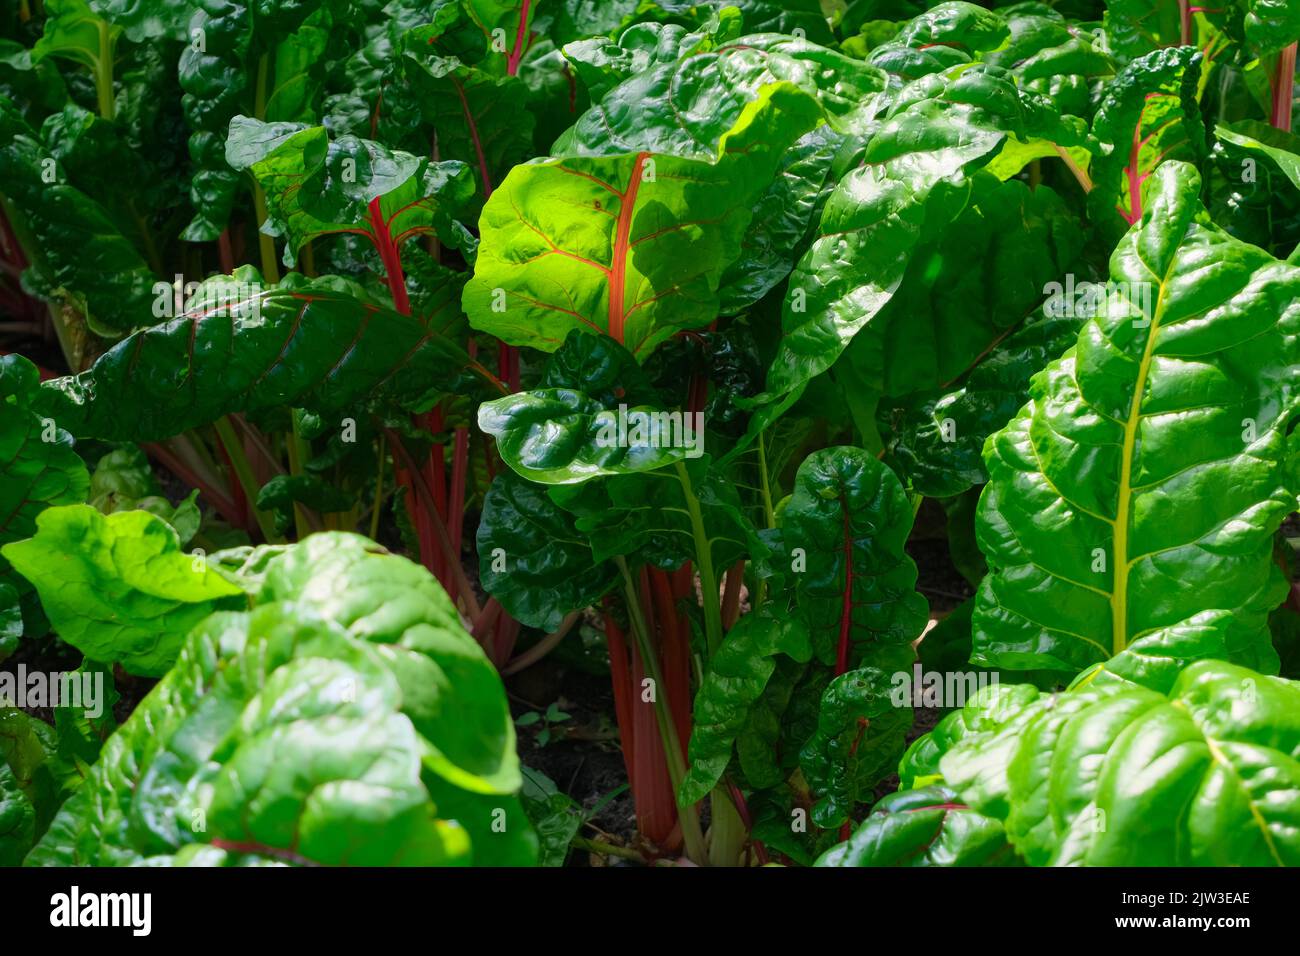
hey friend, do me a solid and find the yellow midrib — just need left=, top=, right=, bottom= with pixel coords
left=1111, top=299, right=1164, bottom=655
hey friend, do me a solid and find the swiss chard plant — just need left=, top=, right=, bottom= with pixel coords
left=2, top=0, right=1300, bottom=871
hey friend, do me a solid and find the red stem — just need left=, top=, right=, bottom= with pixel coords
left=726, top=780, right=769, bottom=865
left=449, top=76, right=494, bottom=199
left=217, top=229, right=234, bottom=274
left=505, top=0, right=532, bottom=76
left=608, top=153, right=650, bottom=344
left=367, top=197, right=410, bottom=315
left=1273, top=43, right=1296, bottom=132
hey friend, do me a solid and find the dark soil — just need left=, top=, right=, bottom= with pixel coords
left=506, top=661, right=638, bottom=852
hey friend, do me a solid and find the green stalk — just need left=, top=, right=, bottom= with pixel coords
left=251, top=54, right=280, bottom=283
left=214, top=416, right=281, bottom=543
left=614, top=556, right=708, bottom=864
left=673, top=461, right=724, bottom=656
left=756, top=429, right=776, bottom=531
left=94, top=20, right=114, bottom=121
left=709, top=787, right=747, bottom=867
left=285, top=410, right=313, bottom=540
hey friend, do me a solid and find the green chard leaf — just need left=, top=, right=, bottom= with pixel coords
left=878, top=294, right=1088, bottom=498
left=225, top=116, right=476, bottom=268
left=178, top=0, right=346, bottom=241
left=33, top=270, right=490, bottom=442
left=925, top=659, right=1300, bottom=866
left=974, top=161, right=1300, bottom=677
left=0, top=355, right=90, bottom=645
left=28, top=533, right=531, bottom=866
left=0, top=96, right=157, bottom=334
left=816, top=784, right=1017, bottom=867
left=798, top=662, right=915, bottom=828
left=780, top=447, right=929, bottom=668
left=476, top=470, right=616, bottom=631
left=1087, top=46, right=1206, bottom=240
left=678, top=612, right=812, bottom=805
left=2, top=505, right=246, bottom=677
left=463, top=34, right=878, bottom=359
left=757, top=63, right=1083, bottom=408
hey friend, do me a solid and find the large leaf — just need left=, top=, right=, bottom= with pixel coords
left=864, top=1, right=1009, bottom=87
left=927, top=659, right=1300, bottom=866
left=401, top=25, right=536, bottom=202
left=678, top=612, right=812, bottom=805
left=717, top=123, right=860, bottom=315
left=476, top=470, right=616, bottom=630
left=974, top=161, right=1300, bottom=676
left=1087, top=46, right=1206, bottom=238
left=33, top=270, right=487, bottom=442
left=560, top=13, right=744, bottom=103
left=553, top=34, right=886, bottom=159
left=27, top=533, right=530, bottom=866
left=878, top=296, right=1087, bottom=498
left=225, top=117, right=476, bottom=267
left=463, top=95, right=823, bottom=357
left=981, top=7, right=1115, bottom=119
left=0, top=96, right=156, bottom=334
left=177, top=0, right=345, bottom=241
left=757, top=64, right=1082, bottom=406
left=816, top=784, right=1017, bottom=866
left=555, top=457, right=760, bottom=571
left=463, top=34, right=873, bottom=358
left=2, top=505, right=246, bottom=677
left=0, top=355, right=90, bottom=643
left=780, top=446, right=929, bottom=668
left=841, top=176, right=1083, bottom=401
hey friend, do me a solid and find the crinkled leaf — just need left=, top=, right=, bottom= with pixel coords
left=28, top=533, right=529, bottom=866
left=33, top=270, right=487, bottom=442
left=2, top=505, right=246, bottom=676
left=477, top=470, right=616, bottom=631
left=799, top=662, right=914, bottom=828
left=974, top=162, right=1300, bottom=677
left=678, top=612, right=811, bottom=805
left=1087, top=47, right=1206, bottom=238
left=758, top=64, right=1082, bottom=405
left=932, top=660, right=1300, bottom=865
left=816, top=783, right=1017, bottom=866
left=781, top=447, right=929, bottom=667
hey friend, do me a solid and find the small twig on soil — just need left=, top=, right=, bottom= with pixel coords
left=572, top=836, right=647, bottom=864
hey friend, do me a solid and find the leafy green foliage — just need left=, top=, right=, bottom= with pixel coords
left=5, top=0, right=1300, bottom=872
left=34, top=270, right=487, bottom=442
left=909, top=659, right=1300, bottom=865
left=0, top=355, right=89, bottom=646
left=26, top=533, right=533, bottom=866
left=974, top=162, right=1300, bottom=677
left=3, top=505, right=246, bottom=676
